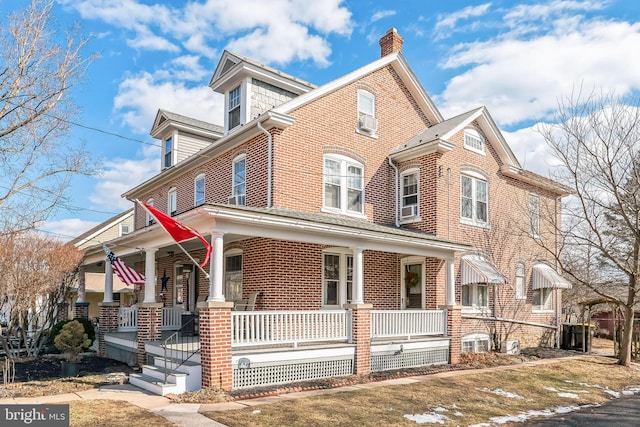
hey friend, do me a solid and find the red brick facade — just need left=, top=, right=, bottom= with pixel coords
left=98, top=302, right=120, bottom=356
left=198, top=302, right=234, bottom=390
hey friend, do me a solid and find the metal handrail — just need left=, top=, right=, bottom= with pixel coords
left=162, top=316, right=200, bottom=384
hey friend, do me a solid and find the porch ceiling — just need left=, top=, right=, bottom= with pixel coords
left=81, top=204, right=470, bottom=271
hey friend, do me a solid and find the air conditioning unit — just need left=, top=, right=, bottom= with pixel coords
left=228, top=195, right=245, bottom=206
left=501, top=340, right=521, bottom=355
left=401, top=204, right=418, bottom=218
left=359, top=113, right=378, bottom=132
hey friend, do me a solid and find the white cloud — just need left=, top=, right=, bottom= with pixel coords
left=113, top=71, right=224, bottom=133
left=503, top=125, right=564, bottom=176
left=89, top=150, right=159, bottom=210
left=434, top=3, right=492, bottom=39
left=371, top=10, right=396, bottom=24
left=436, top=18, right=640, bottom=127
left=41, top=218, right=101, bottom=242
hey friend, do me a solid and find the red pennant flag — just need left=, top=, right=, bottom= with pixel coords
left=138, top=201, right=212, bottom=268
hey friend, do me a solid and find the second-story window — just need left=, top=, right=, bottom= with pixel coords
left=460, top=173, right=488, bottom=226
left=168, top=188, right=177, bottom=216
left=357, top=90, right=377, bottom=134
left=401, top=169, right=419, bottom=219
left=164, top=137, right=173, bottom=168
left=146, top=198, right=155, bottom=226
left=323, top=154, right=364, bottom=216
left=529, top=193, right=540, bottom=237
left=232, top=154, right=246, bottom=206
left=194, top=174, right=205, bottom=207
left=228, top=85, right=241, bottom=130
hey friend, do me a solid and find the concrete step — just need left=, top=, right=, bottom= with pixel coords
left=141, top=364, right=187, bottom=390
left=129, top=373, right=182, bottom=396
left=152, top=357, right=201, bottom=392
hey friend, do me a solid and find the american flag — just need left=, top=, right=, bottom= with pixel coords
left=102, top=244, right=145, bottom=286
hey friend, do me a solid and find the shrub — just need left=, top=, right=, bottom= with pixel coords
left=50, top=318, right=94, bottom=349
left=54, top=320, right=91, bottom=362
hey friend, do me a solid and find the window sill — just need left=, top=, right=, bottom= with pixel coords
left=321, top=207, right=367, bottom=220
left=532, top=309, right=554, bottom=314
left=460, top=219, right=490, bottom=229
left=355, top=128, right=378, bottom=139
left=464, top=146, right=486, bottom=156
left=399, top=216, right=421, bottom=225
left=462, top=307, right=491, bottom=315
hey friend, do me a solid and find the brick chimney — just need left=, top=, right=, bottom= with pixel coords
left=379, top=28, right=404, bottom=57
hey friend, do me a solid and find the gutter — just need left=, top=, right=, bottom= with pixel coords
left=388, top=157, right=399, bottom=227
left=257, top=121, right=273, bottom=208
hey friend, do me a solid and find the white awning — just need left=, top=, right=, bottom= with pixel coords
left=532, top=263, right=572, bottom=289
left=461, top=254, right=508, bottom=285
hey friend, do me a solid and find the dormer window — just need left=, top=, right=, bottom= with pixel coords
left=464, top=128, right=485, bottom=155
left=357, top=90, right=377, bottom=134
left=163, top=137, right=173, bottom=168
left=228, top=85, right=241, bottom=130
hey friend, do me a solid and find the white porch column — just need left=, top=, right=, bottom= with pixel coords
left=446, top=257, right=455, bottom=306
left=143, top=248, right=158, bottom=303
left=207, top=233, right=225, bottom=302
left=77, top=265, right=86, bottom=303
left=352, top=247, right=364, bottom=304
left=103, top=260, right=114, bottom=303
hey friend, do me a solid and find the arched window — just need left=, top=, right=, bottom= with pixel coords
left=146, top=198, right=154, bottom=226
left=323, top=154, right=364, bottom=216
left=232, top=154, right=246, bottom=206
left=515, top=261, right=526, bottom=300
left=357, top=89, right=377, bottom=134
left=460, top=170, right=488, bottom=227
left=168, top=188, right=177, bottom=216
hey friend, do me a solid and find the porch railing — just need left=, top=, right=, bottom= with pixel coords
left=118, top=307, right=138, bottom=332
left=232, top=310, right=349, bottom=347
left=161, top=307, right=185, bottom=330
left=371, top=309, right=447, bottom=340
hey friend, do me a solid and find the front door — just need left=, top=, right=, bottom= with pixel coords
left=401, top=258, right=424, bottom=309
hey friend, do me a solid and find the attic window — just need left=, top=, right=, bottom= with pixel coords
left=163, top=137, right=173, bottom=168
left=357, top=90, right=377, bottom=134
left=464, top=128, right=485, bottom=155
left=228, top=85, right=241, bottom=130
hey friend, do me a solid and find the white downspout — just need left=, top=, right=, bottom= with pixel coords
left=388, top=157, right=399, bottom=227
left=257, top=121, right=273, bottom=208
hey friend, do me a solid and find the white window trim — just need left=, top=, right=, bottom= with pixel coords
left=461, top=333, right=491, bottom=353
left=322, top=247, right=353, bottom=309
left=119, top=223, right=130, bottom=236
left=515, top=261, right=526, bottom=300
left=400, top=168, right=420, bottom=223
left=168, top=188, right=177, bottom=217
left=463, top=128, right=485, bottom=155
left=224, top=248, right=243, bottom=302
left=321, top=154, right=366, bottom=218
left=532, top=287, right=554, bottom=313
left=356, top=89, right=377, bottom=138
left=232, top=154, right=246, bottom=206
left=163, top=135, right=175, bottom=169
left=529, top=193, right=540, bottom=238
left=146, top=198, right=155, bottom=226
left=460, top=170, right=489, bottom=228
left=461, top=283, right=490, bottom=314
left=194, top=174, right=206, bottom=207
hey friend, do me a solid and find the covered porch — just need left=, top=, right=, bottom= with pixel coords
left=80, top=204, right=469, bottom=393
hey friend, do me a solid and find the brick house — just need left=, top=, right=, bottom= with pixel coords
left=79, top=28, right=570, bottom=394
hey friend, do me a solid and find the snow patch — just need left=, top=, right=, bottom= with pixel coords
left=479, top=387, right=524, bottom=399
left=404, top=413, right=450, bottom=424
left=557, top=392, right=579, bottom=399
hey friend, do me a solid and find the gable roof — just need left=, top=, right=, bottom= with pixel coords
left=272, top=52, right=444, bottom=126
left=209, top=50, right=317, bottom=95
left=150, top=109, right=223, bottom=139
left=70, top=209, right=133, bottom=248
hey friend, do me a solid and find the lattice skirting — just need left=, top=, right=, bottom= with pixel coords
left=370, top=346, right=448, bottom=372
left=233, top=357, right=354, bottom=389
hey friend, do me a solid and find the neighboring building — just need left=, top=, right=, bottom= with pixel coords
left=77, top=28, right=571, bottom=394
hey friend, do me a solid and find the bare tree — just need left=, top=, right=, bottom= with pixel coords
left=539, top=91, right=640, bottom=366
left=0, top=232, right=83, bottom=359
left=0, top=0, right=97, bottom=233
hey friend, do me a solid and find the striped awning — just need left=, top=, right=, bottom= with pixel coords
left=461, top=254, right=508, bottom=285
left=532, top=263, right=572, bottom=289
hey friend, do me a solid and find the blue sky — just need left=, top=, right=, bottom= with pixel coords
left=7, top=0, right=639, bottom=240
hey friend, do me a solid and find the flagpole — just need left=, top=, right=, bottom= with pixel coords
left=173, top=240, right=210, bottom=279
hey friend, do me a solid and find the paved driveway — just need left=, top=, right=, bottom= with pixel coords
left=521, top=393, right=640, bottom=426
